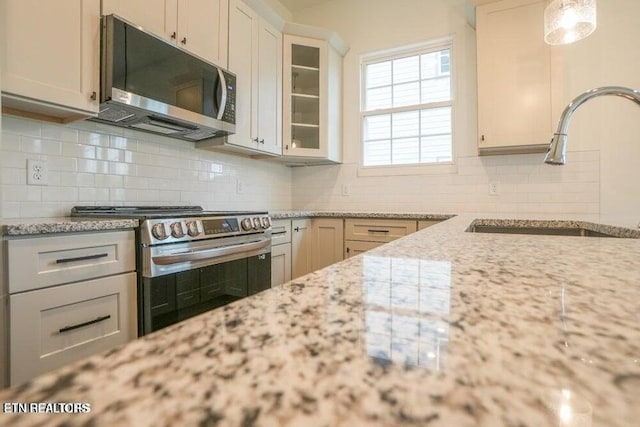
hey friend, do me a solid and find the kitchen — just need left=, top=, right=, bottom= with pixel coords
left=1, top=0, right=639, bottom=425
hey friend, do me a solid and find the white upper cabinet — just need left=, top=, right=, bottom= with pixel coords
left=476, top=0, right=551, bottom=154
left=102, top=0, right=229, bottom=67
left=199, top=0, right=282, bottom=156
left=282, top=33, right=344, bottom=164
left=1, top=0, right=101, bottom=120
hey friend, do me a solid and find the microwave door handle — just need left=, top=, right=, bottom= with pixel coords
left=152, top=238, right=269, bottom=265
left=216, top=68, right=227, bottom=120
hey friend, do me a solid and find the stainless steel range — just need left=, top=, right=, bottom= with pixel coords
left=71, top=206, right=272, bottom=335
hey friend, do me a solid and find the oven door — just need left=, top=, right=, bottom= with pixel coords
left=139, top=236, right=271, bottom=335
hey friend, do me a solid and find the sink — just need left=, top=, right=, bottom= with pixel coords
left=466, top=220, right=639, bottom=239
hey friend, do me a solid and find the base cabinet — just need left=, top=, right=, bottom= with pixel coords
left=291, top=218, right=312, bottom=279
left=5, top=230, right=136, bottom=386
left=271, top=243, right=291, bottom=287
left=311, top=218, right=344, bottom=271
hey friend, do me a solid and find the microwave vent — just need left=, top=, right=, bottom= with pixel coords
left=98, top=106, right=136, bottom=123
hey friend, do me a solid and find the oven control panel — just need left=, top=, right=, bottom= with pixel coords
left=143, top=214, right=272, bottom=245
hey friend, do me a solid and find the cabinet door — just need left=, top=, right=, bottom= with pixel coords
left=311, top=218, right=344, bottom=271
left=344, top=240, right=382, bottom=259
left=102, top=0, right=174, bottom=41
left=227, top=0, right=259, bottom=150
left=476, top=0, right=550, bottom=154
left=257, top=19, right=283, bottom=155
left=2, top=0, right=100, bottom=115
left=271, top=244, right=291, bottom=287
left=291, top=218, right=312, bottom=279
left=283, top=35, right=328, bottom=158
left=177, top=0, right=228, bottom=67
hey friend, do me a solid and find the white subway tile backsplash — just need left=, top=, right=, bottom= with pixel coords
left=1, top=115, right=292, bottom=217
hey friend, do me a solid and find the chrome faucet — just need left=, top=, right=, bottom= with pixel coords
left=544, top=86, right=640, bottom=165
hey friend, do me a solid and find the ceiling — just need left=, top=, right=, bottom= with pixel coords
left=278, top=0, right=334, bottom=13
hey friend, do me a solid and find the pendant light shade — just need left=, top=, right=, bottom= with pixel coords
left=544, top=0, right=597, bottom=45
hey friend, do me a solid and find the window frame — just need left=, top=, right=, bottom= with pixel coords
left=359, top=37, right=456, bottom=176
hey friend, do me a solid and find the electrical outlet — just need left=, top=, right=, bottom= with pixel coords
left=27, top=159, right=48, bottom=186
left=488, top=181, right=500, bottom=196
left=236, top=179, right=244, bottom=195
left=342, top=184, right=351, bottom=196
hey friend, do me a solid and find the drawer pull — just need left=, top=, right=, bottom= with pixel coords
left=58, top=315, right=111, bottom=334
left=56, top=253, right=109, bottom=264
left=367, top=229, right=389, bottom=233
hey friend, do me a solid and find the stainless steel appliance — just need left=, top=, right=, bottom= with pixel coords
left=94, top=15, right=236, bottom=141
left=71, top=207, right=271, bottom=335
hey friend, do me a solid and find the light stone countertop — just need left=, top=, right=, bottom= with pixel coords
left=0, top=213, right=639, bottom=426
left=2, top=217, right=139, bottom=236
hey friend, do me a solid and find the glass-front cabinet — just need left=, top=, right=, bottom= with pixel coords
left=283, top=34, right=343, bottom=163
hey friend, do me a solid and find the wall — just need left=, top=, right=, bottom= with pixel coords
left=289, top=0, right=639, bottom=215
left=0, top=116, right=292, bottom=217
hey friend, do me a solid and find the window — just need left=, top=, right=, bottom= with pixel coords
left=362, top=41, right=453, bottom=167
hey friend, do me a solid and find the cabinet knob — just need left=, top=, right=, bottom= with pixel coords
left=253, top=137, right=259, bottom=143
left=90, top=91, right=97, bottom=101
left=181, top=37, right=187, bottom=45
left=170, top=32, right=176, bottom=40
left=346, top=247, right=350, bottom=254
left=481, top=135, right=485, bottom=142
left=294, top=227, right=299, bottom=232
left=259, top=138, right=265, bottom=144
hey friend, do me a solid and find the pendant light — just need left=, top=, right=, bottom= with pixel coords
left=544, top=0, right=597, bottom=45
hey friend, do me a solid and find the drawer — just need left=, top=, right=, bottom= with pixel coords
left=7, top=230, right=135, bottom=293
left=418, top=220, right=442, bottom=230
left=9, top=272, right=137, bottom=385
left=345, top=219, right=417, bottom=243
left=344, top=240, right=383, bottom=259
left=176, top=290, right=200, bottom=309
left=271, top=219, right=291, bottom=245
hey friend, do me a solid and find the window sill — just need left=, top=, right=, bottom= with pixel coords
left=357, top=162, right=457, bottom=177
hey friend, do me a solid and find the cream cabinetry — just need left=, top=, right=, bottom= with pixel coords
left=282, top=33, right=344, bottom=164
left=200, top=0, right=282, bottom=156
left=6, top=230, right=137, bottom=385
left=102, top=0, right=229, bottom=67
left=271, top=219, right=291, bottom=286
left=291, top=218, right=312, bottom=279
left=418, top=220, right=441, bottom=230
left=311, top=218, right=344, bottom=271
left=476, top=0, right=550, bottom=154
left=1, top=0, right=101, bottom=121
left=344, top=218, right=418, bottom=258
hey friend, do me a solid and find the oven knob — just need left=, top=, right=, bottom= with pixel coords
left=261, top=217, right=271, bottom=228
left=241, top=218, right=253, bottom=231
left=252, top=217, right=262, bottom=229
left=186, top=221, right=200, bottom=237
left=151, top=223, right=168, bottom=240
left=170, top=222, right=185, bottom=238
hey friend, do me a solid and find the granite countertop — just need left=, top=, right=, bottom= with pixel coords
left=1, top=214, right=639, bottom=426
left=270, top=210, right=455, bottom=220
left=2, top=217, right=139, bottom=236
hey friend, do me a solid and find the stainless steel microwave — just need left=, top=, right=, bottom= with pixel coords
left=94, top=15, right=236, bottom=141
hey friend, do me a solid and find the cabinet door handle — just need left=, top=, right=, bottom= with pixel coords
left=58, top=315, right=111, bottom=334
left=367, top=229, right=389, bottom=234
left=90, top=91, right=97, bottom=101
left=170, top=32, right=177, bottom=40
left=294, top=226, right=307, bottom=232
left=253, top=137, right=259, bottom=143
left=346, top=247, right=350, bottom=254
left=181, top=37, right=187, bottom=45
left=56, top=253, right=108, bottom=264
left=259, top=138, right=265, bottom=144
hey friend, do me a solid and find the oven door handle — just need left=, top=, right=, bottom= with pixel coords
left=152, top=238, right=269, bottom=265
